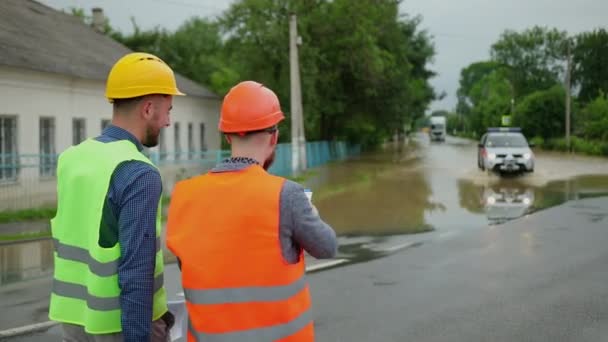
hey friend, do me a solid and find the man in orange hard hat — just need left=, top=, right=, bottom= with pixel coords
left=167, top=80, right=338, bottom=341
left=50, top=52, right=183, bottom=341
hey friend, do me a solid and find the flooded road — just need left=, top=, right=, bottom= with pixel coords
left=313, top=134, right=608, bottom=236
left=2, top=133, right=608, bottom=332
left=3, top=134, right=608, bottom=286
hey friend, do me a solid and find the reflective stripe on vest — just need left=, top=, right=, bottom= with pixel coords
left=187, top=309, right=312, bottom=342
left=53, top=237, right=161, bottom=277
left=52, top=273, right=164, bottom=311
left=184, top=274, right=307, bottom=305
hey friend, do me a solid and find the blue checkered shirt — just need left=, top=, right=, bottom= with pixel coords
left=96, top=125, right=161, bottom=341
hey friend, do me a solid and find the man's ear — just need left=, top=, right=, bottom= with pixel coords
left=140, top=98, right=154, bottom=120
left=271, top=131, right=279, bottom=145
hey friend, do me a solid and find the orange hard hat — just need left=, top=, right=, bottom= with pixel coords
left=219, top=81, right=285, bottom=133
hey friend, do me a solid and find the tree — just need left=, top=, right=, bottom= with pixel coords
left=454, top=65, right=513, bottom=136
left=573, top=28, right=608, bottom=104
left=456, top=61, right=504, bottom=114
left=80, top=0, right=436, bottom=148
left=219, top=0, right=435, bottom=147
left=157, top=18, right=234, bottom=94
left=513, top=85, right=565, bottom=140
left=491, top=26, right=568, bottom=98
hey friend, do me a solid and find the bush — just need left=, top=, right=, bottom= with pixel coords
left=577, top=93, right=608, bottom=140
left=544, top=138, right=569, bottom=151
left=542, top=136, right=608, bottom=156
left=513, top=86, right=566, bottom=140
left=529, top=136, right=544, bottom=147
left=571, top=137, right=602, bottom=155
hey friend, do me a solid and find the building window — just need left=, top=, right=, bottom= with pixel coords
left=188, top=123, right=194, bottom=160
left=0, top=115, right=18, bottom=181
left=174, top=122, right=181, bottom=160
left=39, top=117, right=56, bottom=177
left=101, top=119, right=111, bottom=131
left=159, top=129, right=167, bottom=161
left=72, top=118, right=86, bottom=145
left=199, top=123, right=207, bottom=152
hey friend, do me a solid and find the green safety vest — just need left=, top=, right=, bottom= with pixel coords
left=49, top=139, right=167, bottom=334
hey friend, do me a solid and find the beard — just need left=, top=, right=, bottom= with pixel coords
left=142, top=125, right=160, bottom=148
left=263, top=149, right=276, bottom=170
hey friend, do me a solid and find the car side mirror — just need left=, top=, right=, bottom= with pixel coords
left=528, top=142, right=536, bottom=148
left=478, top=143, right=484, bottom=148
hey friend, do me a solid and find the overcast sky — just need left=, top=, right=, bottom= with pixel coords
left=39, top=0, right=608, bottom=112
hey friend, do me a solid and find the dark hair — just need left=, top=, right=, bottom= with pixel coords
left=112, top=96, right=145, bottom=112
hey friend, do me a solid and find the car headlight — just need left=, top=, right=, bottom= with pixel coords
left=487, top=196, right=496, bottom=205
left=488, top=153, right=496, bottom=160
left=523, top=153, right=532, bottom=160
left=523, top=197, right=531, bottom=205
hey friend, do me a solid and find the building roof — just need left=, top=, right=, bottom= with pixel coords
left=0, top=0, right=218, bottom=99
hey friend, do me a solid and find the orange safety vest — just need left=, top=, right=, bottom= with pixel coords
left=167, top=165, right=314, bottom=342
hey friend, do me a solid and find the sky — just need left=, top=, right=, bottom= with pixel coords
left=39, top=0, right=608, bottom=112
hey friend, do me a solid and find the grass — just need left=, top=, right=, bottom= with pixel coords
left=0, top=230, right=51, bottom=242
left=286, top=169, right=319, bottom=183
left=0, top=207, right=56, bottom=224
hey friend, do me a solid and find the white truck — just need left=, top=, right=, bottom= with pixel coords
left=429, top=116, right=446, bottom=142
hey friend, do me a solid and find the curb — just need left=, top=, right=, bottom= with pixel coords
left=0, top=321, right=58, bottom=339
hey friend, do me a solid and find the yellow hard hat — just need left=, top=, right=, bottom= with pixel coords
left=105, top=52, right=185, bottom=102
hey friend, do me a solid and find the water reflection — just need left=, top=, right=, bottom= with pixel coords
left=482, top=186, right=534, bottom=225
left=0, top=239, right=53, bottom=286
left=314, top=146, right=438, bottom=236
left=458, top=175, right=608, bottom=225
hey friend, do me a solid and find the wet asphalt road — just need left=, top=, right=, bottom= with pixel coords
left=311, top=196, right=608, bottom=342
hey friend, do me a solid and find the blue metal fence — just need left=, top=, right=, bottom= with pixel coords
left=0, top=141, right=359, bottom=210
left=268, top=141, right=360, bottom=176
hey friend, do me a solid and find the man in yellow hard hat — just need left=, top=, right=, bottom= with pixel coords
left=49, top=52, right=184, bottom=341
left=166, top=81, right=337, bottom=341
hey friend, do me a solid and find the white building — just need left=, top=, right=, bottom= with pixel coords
left=0, top=0, right=221, bottom=210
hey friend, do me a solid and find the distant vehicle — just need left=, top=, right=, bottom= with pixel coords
left=429, top=116, right=446, bottom=142
left=478, top=127, right=535, bottom=174
left=482, top=186, right=534, bottom=225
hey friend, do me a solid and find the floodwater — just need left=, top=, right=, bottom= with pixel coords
left=2, top=133, right=608, bottom=286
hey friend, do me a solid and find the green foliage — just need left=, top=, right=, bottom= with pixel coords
left=94, top=0, right=435, bottom=149
left=455, top=26, right=607, bottom=150
left=529, top=136, right=544, bottom=147
left=456, top=61, right=504, bottom=114
left=465, top=70, right=512, bottom=137
left=576, top=92, right=608, bottom=141
left=513, top=85, right=565, bottom=140
left=543, top=137, right=608, bottom=156
left=0, top=207, right=55, bottom=224
left=0, top=231, right=52, bottom=242
left=573, top=28, right=608, bottom=104
left=490, top=26, right=568, bottom=97
left=446, top=112, right=465, bottom=134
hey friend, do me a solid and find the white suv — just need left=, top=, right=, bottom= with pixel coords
left=477, top=128, right=535, bottom=174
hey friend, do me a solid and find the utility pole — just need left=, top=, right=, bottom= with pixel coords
left=565, top=40, right=572, bottom=152
left=289, top=13, right=306, bottom=173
